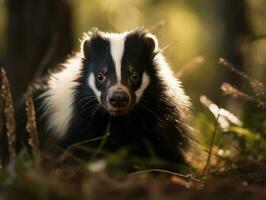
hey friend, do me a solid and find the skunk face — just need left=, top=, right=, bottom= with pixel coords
left=83, top=30, right=156, bottom=116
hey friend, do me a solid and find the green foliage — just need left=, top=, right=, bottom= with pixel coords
left=226, top=126, right=266, bottom=159
left=0, top=150, right=33, bottom=185
left=195, top=105, right=266, bottom=165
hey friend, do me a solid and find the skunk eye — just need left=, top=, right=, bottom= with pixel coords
left=129, top=66, right=139, bottom=81
left=96, top=72, right=105, bottom=83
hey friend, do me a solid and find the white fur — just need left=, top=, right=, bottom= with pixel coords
left=154, top=53, right=190, bottom=110
left=135, top=72, right=150, bottom=102
left=103, top=32, right=128, bottom=83
left=40, top=54, right=82, bottom=138
left=88, top=74, right=101, bottom=101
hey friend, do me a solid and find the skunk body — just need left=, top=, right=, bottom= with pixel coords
left=16, top=28, right=191, bottom=167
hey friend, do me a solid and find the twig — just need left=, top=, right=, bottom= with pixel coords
left=201, top=148, right=236, bottom=165
left=221, top=83, right=266, bottom=110
left=0, top=84, right=3, bottom=167
left=1, top=68, right=16, bottom=159
left=190, top=139, right=237, bottom=165
left=25, top=86, right=41, bottom=166
left=161, top=40, right=177, bottom=52
left=147, top=20, right=165, bottom=32
left=49, top=145, right=87, bottom=165
left=200, top=110, right=221, bottom=178
left=0, top=83, right=3, bottom=141
left=219, top=58, right=266, bottom=97
left=128, top=169, right=201, bottom=183
left=91, top=126, right=110, bottom=160
left=59, top=135, right=110, bottom=163
left=176, top=56, right=205, bottom=78
left=34, top=34, right=59, bottom=79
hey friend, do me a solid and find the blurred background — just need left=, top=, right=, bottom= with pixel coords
left=0, top=0, right=265, bottom=103
left=0, top=0, right=266, bottom=162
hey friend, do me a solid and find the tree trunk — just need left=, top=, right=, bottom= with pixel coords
left=218, top=0, right=251, bottom=86
left=5, top=0, right=73, bottom=101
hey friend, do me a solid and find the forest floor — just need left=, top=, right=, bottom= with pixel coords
left=1, top=154, right=266, bottom=200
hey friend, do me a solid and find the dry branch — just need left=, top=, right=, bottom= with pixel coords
left=0, top=85, right=3, bottom=140
left=219, top=58, right=266, bottom=96
left=147, top=20, right=165, bottom=32
left=128, top=169, right=201, bottom=184
left=176, top=56, right=205, bottom=78
left=26, top=86, right=41, bottom=164
left=0, top=85, right=3, bottom=166
left=1, top=68, right=16, bottom=159
left=221, top=83, right=266, bottom=110
left=161, top=40, right=177, bottom=52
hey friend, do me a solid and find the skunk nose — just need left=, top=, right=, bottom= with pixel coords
left=108, top=91, right=130, bottom=108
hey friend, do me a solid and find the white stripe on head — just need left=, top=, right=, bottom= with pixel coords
left=104, top=32, right=128, bottom=84
left=88, top=74, right=101, bottom=101
left=135, top=72, right=150, bottom=102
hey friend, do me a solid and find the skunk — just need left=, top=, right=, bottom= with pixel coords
left=16, top=28, right=191, bottom=167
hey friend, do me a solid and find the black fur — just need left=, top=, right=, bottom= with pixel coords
left=15, top=28, right=191, bottom=169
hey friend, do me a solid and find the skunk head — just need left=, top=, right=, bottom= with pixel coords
left=41, top=28, right=189, bottom=139
left=81, top=29, right=158, bottom=116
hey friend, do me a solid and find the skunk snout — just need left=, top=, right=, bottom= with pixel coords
left=108, top=90, right=130, bottom=108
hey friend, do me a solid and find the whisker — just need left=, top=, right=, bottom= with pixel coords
left=81, top=99, right=98, bottom=110
left=87, top=104, right=103, bottom=128
left=137, top=102, right=163, bottom=123
left=132, top=109, right=153, bottom=135
left=138, top=97, right=150, bottom=104
left=79, top=101, right=98, bottom=115
left=79, top=96, right=96, bottom=103
left=92, top=104, right=103, bottom=117
left=98, top=106, right=107, bottom=114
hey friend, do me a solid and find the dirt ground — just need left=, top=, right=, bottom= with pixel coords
left=1, top=158, right=265, bottom=200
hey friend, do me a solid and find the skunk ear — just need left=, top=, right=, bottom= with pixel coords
left=81, top=39, right=91, bottom=59
left=80, top=32, right=93, bottom=60
left=80, top=28, right=100, bottom=59
left=143, top=33, right=159, bottom=53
